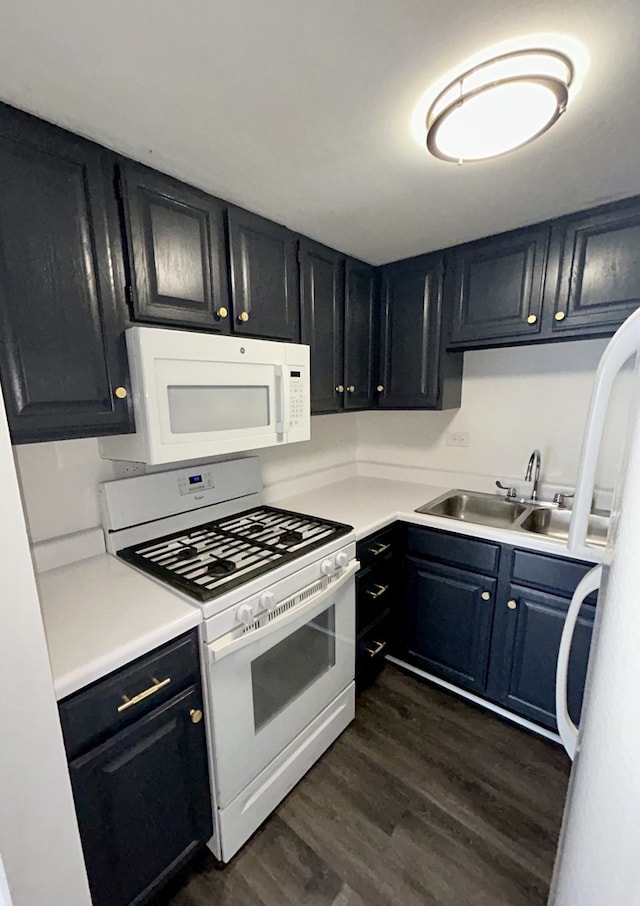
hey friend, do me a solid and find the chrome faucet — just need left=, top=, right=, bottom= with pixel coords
left=525, top=449, right=542, bottom=501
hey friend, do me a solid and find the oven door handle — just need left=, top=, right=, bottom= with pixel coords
left=207, top=559, right=359, bottom=663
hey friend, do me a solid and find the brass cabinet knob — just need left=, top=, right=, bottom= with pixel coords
left=216, top=306, right=228, bottom=319
left=507, top=599, right=518, bottom=610
left=189, top=708, right=203, bottom=724
left=335, top=385, right=345, bottom=393
left=481, top=591, right=491, bottom=601
left=376, top=385, right=384, bottom=392
left=346, top=385, right=355, bottom=393
left=238, top=311, right=250, bottom=323
left=114, top=387, right=128, bottom=399
left=555, top=311, right=566, bottom=321
left=526, top=314, right=538, bottom=325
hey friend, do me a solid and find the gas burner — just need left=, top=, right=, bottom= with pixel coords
left=206, top=559, right=236, bottom=577
left=175, top=546, right=197, bottom=560
left=244, top=523, right=265, bottom=534
left=278, top=530, right=303, bottom=547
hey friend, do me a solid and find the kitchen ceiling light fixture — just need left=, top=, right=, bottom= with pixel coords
left=426, top=49, right=574, bottom=163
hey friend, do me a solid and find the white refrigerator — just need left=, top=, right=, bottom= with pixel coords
left=550, top=307, right=640, bottom=903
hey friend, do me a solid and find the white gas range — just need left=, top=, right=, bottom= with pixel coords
left=100, top=457, right=358, bottom=862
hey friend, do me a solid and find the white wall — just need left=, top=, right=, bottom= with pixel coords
left=357, top=338, right=633, bottom=496
left=12, top=339, right=633, bottom=542
left=0, top=390, right=91, bottom=905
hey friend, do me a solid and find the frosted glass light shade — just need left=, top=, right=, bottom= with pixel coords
left=426, top=50, right=573, bottom=163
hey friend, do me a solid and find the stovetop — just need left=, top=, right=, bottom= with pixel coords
left=117, top=506, right=353, bottom=602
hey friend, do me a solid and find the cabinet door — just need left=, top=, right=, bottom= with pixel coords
left=0, top=104, right=132, bottom=443
left=550, top=201, right=640, bottom=336
left=344, top=258, right=377, bottom=410
left=299, top=238, right=345, bottom=413
left=493, top=585, right=595, bottom=730
left=119, top=161, right=230, bottom=331
left=69, top=685, right=212, bottom=906
left=378, top=255, right=443, bottom=408
left=448, top=226, right=550, bottom=346
left=402, top=555, right=496, bottom=693
left=228, top=207, right=299, bottom=340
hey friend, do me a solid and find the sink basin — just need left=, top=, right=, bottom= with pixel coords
left=416, top=490, right=528, bottom=528
left=521, top=507, right=609, bottom=547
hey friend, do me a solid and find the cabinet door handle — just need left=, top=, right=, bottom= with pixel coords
left=346, top=385, right=355, bottom=393
left=364, top=640, right=386, bottom=657
left=368, top=542, right=391, bottom=557
left=190, top=708, right=203, bottom=724
left=117, top=676, right=171, bottom=713
left=555, top=311, right=566, bottom=321
left=507, top=599, right=518, bottom=610
left=365, top=583, right=389, bottom=599
left=376, top=385, right=384, bottom=392
left=215, top=306, right=228, bottom=319
left=526, top=314, right=538, bottom=325
left=480, top=591, right=491, bottom=601
left=238, top=311, right=250, bottom=323
left=114, top=386, right=128, bottom=399
left=335, top=385, right=345, bottom=393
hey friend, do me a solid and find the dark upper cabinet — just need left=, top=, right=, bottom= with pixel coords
left=491, top=584, right=595, bottom=730
left=300, top=238, right=345, bottom=413
left=228, top=207, right=299, bottom=341
left=379, top=254, right=462, bottom=409
left=0, top=104, right=132, bottom=444
left=69, top=684, right=212, bottom=906
left=448, top=225, right=550, bottom=347
left=344, top=259, right=377, bottom=411
left=402, top=555, right=496, bottom=693
left=548, top=199, right=640, bottom=337
left=118, top=161, right=230, bottom=331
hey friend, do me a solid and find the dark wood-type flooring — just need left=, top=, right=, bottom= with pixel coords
left=153, top=666, right=570, bottom=906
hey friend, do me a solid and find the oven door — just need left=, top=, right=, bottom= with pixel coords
left=205, top=565, right=356, bottom=807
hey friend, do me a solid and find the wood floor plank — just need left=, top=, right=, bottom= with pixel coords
left=152, top=666, right=570, bottom=906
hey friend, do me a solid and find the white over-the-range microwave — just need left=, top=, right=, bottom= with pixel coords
left=99, top=326, right=311, bottom=464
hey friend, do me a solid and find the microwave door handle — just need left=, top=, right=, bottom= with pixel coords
left=275, top=365, right=285, bottom=437
left=556, top=564, right=602, bottom=760
left=569, top=309, right=640, bottom=554
left=208, top=559, right=360, bottom=663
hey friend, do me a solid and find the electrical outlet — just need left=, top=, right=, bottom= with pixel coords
left=446, top=431, right=470, bottom=448
left=113, top=460, right=146, bottom=478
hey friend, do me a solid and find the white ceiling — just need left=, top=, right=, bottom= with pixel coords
left=1, top=0, right=639, bottom=264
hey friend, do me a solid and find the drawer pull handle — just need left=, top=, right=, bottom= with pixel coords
left=365, top=640, right=386, bottom=657
left=368, top=542, right=391, bottom=557
left=117, top=676, right=171, bottom=713
left=366, top=583, right=389, bottom=599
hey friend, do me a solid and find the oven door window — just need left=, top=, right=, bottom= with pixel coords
left=251, top=605, right=336, bottom=732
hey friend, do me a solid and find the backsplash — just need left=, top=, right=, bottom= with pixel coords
left=12, top=337, right=631, bottom=544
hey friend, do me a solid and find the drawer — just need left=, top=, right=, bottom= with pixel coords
left=59, top=630, right=199, bottom=760
left=511, top=549, right=597, bottom=600
left=357, top=560, right=394, bottom=632
left=405, top=526, right=500, bottom=575
left=357, top=525, right=396, bottom=570
left=356, top=611, right=390, bottom=690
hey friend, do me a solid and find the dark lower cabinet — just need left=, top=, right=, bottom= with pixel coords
left=398, top=524, right=597, bottom=733
left=118, top=161, right=230, bottom=331
left=355, top=526, right=398, bottom=690
left=59, top=631, right=212, bottom=906
left=228, top=207, right=299, bottom=341
left=70, top=686, right=212, bottom=906
left=402, top=556, right=496, bottom=693
left=0, top=102, right=132, bottom=443
left=490, top=585, right=595, bottom=730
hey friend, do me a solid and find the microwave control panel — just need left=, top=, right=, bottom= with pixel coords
left=177, top=470, right=215, bottom=495
left=288, top=370, right=305, bottom=428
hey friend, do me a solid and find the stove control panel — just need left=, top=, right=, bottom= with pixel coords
left=177, top=470, right=215, bottom=495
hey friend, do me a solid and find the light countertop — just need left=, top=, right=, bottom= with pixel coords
left=37, top=554, right=201, bottom=700
left=274, top=476, right=603, bottom=563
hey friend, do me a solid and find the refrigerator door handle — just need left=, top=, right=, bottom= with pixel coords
left=556, top=564, right=602, bottom=759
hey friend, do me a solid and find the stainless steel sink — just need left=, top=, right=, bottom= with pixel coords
left=520, top=507, right=609, bottom=547
left=416, top=490, right=528, bottom=528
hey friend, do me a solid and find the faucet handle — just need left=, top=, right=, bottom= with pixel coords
left=553, top=490, right=574, bottom=508
left=496, top=480, right=517, bottom=498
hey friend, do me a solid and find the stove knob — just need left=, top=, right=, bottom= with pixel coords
left=335, top=551, right=349, bottom=569
left=320, top=558, right=335, bottom=576
left=259, top=591, right=275, bottom=611
left=236, top=603, right=257, bottom=625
